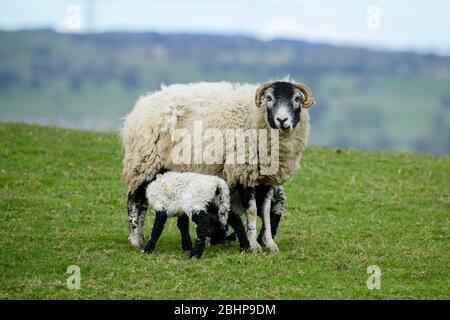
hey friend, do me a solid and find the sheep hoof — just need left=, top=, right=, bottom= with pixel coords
left=141, top=248, right=154, bottom=254
left=141, top=242, right=155, bottom=254
left=249, top=240, right=262, bottom=252
left=263, top=238, right=279, bottom=252
left=130, top=240, right=144, bottom=250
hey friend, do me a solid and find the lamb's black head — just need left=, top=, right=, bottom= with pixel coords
left=255, top=81, right=315, bottom=132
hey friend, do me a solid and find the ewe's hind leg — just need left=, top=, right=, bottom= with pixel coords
left=259, top=186, right=278, bottom=252
left=258, top=186, right=285, bottom=243
left=258, top=208, right=282, bottom=244
left=142, top=210, right=167, bottom=253
left=190, top=210, right=209, bottom=259
left=270, top=186, right=285, bottom=239
left=245, top=187, right=261, bottom=252
left=177, top=215, right=192, bottom=251
left=128, top=182, right=148, bottom=249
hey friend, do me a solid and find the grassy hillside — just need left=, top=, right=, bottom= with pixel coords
left=1, top=30, right=450, bottom=154
left=0, top=123, right=448, bottom=299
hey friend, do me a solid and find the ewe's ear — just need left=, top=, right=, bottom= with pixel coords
left=293, top=83, right=315, bottom=108
left=255, top=82, right=273, bottom=108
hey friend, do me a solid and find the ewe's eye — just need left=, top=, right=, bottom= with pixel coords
left=266, top=96, right=272, bottom=102
left=294, top=97, right=300, bottom=103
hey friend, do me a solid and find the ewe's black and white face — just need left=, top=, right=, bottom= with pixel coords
left=255, top=81, right=315, bottom=132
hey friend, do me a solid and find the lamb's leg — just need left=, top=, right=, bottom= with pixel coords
left=142, top=210, right=167, bottom=253
left=209, top=223, right=227, bottom=245
left=127, top=181, right=149, bottom=249
left=190, top=210, right=209, bottom=259
left=260, top=185, right=278, bottom=252
left=227, top=210, right=250, bottom=252
left=177, top=215, right=192, bottom=251
left=245, top=187, right=261, bottom=252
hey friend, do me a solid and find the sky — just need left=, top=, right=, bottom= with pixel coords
left=0, top=0, right=449, bottom=55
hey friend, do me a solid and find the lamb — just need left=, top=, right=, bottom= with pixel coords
left=121, top=80, right=315, bottom=252
left=142, top=171, right=230, bottom=258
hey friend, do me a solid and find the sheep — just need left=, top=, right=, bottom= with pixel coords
left=121, top=80, right=315, bottom=252
left=142, top=171, right=230, bottom=258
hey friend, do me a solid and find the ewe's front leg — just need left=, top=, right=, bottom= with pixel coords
left=260, top=186, right=279, bottom=252
left=245, top=187, right=262, bottom=252
left=128, top=182, right=149, bottom=249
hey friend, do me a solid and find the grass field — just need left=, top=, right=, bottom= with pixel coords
left=0, top=123, right=448, bottom=299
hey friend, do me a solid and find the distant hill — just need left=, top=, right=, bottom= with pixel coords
left=0, top=29, right=449, bottom=154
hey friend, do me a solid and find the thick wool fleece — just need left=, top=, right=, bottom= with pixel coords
left=146, top=171, right=230, bottom=226
left=121, top=81, right=310, bottom=193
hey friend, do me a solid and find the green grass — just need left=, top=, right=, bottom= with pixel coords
left=0, top=123, right=448, bottom=299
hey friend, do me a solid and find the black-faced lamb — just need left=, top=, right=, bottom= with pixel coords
left=142, top=171, right=230, bottom=258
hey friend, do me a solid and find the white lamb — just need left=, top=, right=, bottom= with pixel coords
left=142, top=171, right=230, bottom=258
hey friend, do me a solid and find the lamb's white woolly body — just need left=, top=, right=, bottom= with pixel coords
left=146, top=172, right=230, bottom=226
left=142, top=172, right=230, bottom=258
left=121, top=82, right=310, bottom=193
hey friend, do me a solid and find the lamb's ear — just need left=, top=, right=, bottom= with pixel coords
left=293, top=83, right=315, bottom=108
left=255, top=82, right=273, bottom=108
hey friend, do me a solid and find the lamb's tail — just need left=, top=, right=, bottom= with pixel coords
left=216, top=179, right=230, bottom=228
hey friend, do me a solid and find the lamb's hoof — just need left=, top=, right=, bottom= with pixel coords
left=189, top=247, right=203, bottom=259
left=141, top=247, right=154, bottom=254
left=249, top=239, right=262, bottom=252
left=262, top=238, right=279, bottom=252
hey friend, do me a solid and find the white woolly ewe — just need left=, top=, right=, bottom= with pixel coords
left=146, top=172, right=230, bottom=226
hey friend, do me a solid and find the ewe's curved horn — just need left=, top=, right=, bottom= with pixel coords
left=255, top=82, right=273, bottom=108
left=293, top=83, right=315, bottom=108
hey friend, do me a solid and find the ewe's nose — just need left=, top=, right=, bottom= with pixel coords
left=276, top=117, right=288, bottom=126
